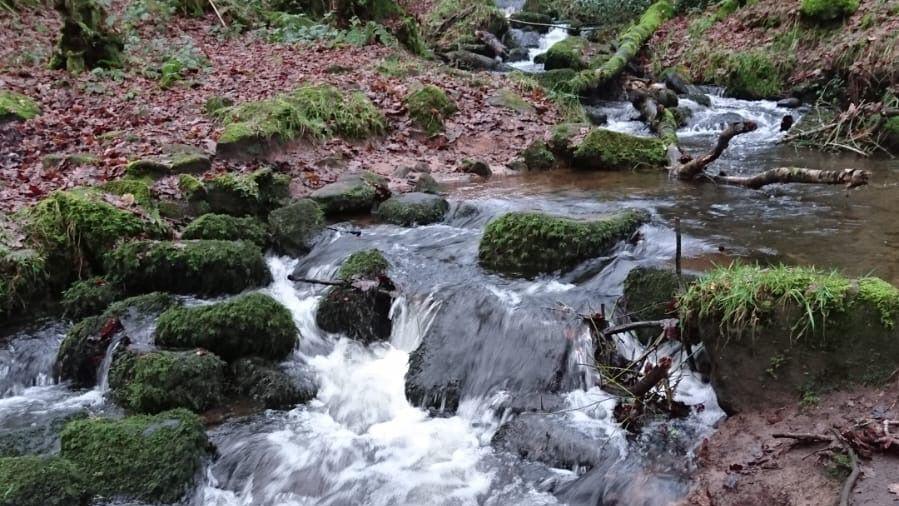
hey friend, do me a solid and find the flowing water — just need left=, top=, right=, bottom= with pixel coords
left=3, top=21, right=899, bottom=504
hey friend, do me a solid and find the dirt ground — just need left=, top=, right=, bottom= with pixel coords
left=683, top=378, right=899, bottom=506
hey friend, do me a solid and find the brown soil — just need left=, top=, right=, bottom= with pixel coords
left=683, top=378, right=899, bottom=506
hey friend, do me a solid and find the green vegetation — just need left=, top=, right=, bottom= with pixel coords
left=544, top=37, right=587, bottom=71
left=426, top=0, right=507, bottom=51
left=405, top=85, right=457, bottom=136
left=215, top=84, right=385, bottom=156
left=60, top=277, right=122, bottom=319
left=800, top=0, right=858, bottom=21
left=376, top=193, right=449, bottom=226
left=100, top=178, right=154, bottom=206
left=268, top=199, right=325, bottom=256
left=49, top=0, right=123, bottom=73
left=521, top=141, right=556, bottom=171
left=713, top=50, right=785, bottom=99
left=623, top=267, right=682, bottom=342
left=104, top=240, right=270, bottom=295
left=572, top=129, right=668, bottom=169
left=182, top=214, right=268, bottom=246
left=204, top=168, right=290, bottom=216
left=109, top=350, right=227, bottom=414
left=478, top=209, right=650, bottom=277
left=338, top=249, right=389, bottom=279
left=0, top=456, right=91, bottom=506
left=0, top=90, right=40, bottom=121
left=154, top=293, right=297, bottom=361
left=231, top=357, right=312, bottom=409
left=0, top=247, right=48, bottom=322
left=376, top=53, right=423, bottom=77
left=60, top=410, right=209, bottom=503
left=317, top=249, right=393, bottom=343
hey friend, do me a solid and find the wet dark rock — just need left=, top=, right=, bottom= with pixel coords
left=377, top=192, right=449, bottom=226
left=315, top=250, right=394, bottom=344
left=781, top=114, right=795, bottom=132
left=509, top=12, right=553, bottom=33
left=584, top=106, right=608, bottom=126
left=696, top=112, right=746, bottom=131
left=460, top=159, right=492, bottom=178
left=685, top=93, right=712, bottom=107
left=777, top=97, right=802, bottom=108
left=664, top=71, right=691, bottom=95
left=268, top=199, right=325, bottom=256
left=623, top=267, right=682, bottom=344
left=445, top=50, right=504, bottom=71
left=0, top=411, right=87, bottom=458
left=231, top=357, right=315, bottom=410
left=652, top=87, right=679, bottom=108
left=412, top=173, right=444, bottom=194
left=507, top=47, right=531, bottom=62
left=492, top=415, right=609, bottom=470
left=310, top=171, right=390, bottom=215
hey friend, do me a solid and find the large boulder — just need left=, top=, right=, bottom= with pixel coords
left=108, top=349, right=227, bottom=414
left=681, top=265, right=899, bottom=413
left=376, top=192, right=449, bottom=226
left=60, top=409, right=210, bottom=503
left=310, top=171, right=391, bottom=215
left=268, top=199, right=325, bottom=256
left=55, top=292, right=176, bottom=388
left=544, top=37, right=587, bottom=71
left=0, top=456, right=91, bottom=506
left=478, top=209, right=650, bottom=277
left=571, top=129, right=668, bottom=170
left=154, top=293, right=297, bottom=361
left=104, top=240, right=270, bottom=296
left=181, top=213, right=268, bottom=247
left=231, top=357, right=315, bottom=410
left=623, top=267, right=682, bottom=343
left=204, top=168, right=290, bottom=216
left=316, top=249, right=394, bottom=343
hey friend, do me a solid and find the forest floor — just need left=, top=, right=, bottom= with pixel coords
left=0, top=1, right=560, bottom=215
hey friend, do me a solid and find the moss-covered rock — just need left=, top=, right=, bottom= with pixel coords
left=60, top=276, right=122, bottom=319
left=204, top=168, right=290, bottom=216
left=460, top=159, right=492, bottom=177
left=0, top=247, right=48, bottom=324
left=0, top=90, right=40, bottom=122
left=55, top=292, right=176, bottom=388
left=680, top=265, right=899, bottom=413
left=310, top=171, right=391, bottom=215
left=267, top=199, right=325, bottom=256
left=41, top=153, right=98, bottom=169
left=623, top=267, right=681, bottom=343
left=182, top=213, right=268, bottom=246
left=108, top=349, right=227, bottom=414
left=26, top=189, right=165, bottom=276
left=486, top=89, right=536, bottom=114
left=800, top=0, right=858, bottom=21
left=316, top=249, right=394, bottom=344
left=521, top=140, right=556, bottom=170
left=215, top=84, right=385, bottom=158
left=478, top=209, right=650, bottom=277
left=405, top=85, right=457, bottom=136
left=412, top=173, right=443, bottom=194
left=155, top=293, right=297, bottom=361
left=0, top=411, right=87, bottom=458
left=100, top=178, right=154, bottom=207
left=712, top=50, right=785, bottom=100
left=427, top=0, right=508, bottom=51
left=49, top=0, right=123, bottom=73
left=60, top=409, right=210, bottom=503
left=231, top=357, right=314, bottom=410
left=544, top=37, right=587, bottom=71
left=0, top=456, right=92, bottom=506
left=535, top=68, right=578, bottom=92
left=125, top=148, right=211, bottom=179
left=572, top=129, right=668, bottom=170
left=105, top=240, right=270, bottom=296
left=376, top=192, right=449, bottom=226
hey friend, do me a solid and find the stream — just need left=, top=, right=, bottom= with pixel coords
left=3, top=15, right=899, bottom=506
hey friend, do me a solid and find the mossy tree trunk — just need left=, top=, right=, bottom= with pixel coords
left=49, top=0, right=123, bottom=73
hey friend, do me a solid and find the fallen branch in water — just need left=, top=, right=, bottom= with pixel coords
left=287, top=276, right=345, bottom=287
left=630, top=356, right=672, bottom=398
left=670, top=121, right=759, bottom=180
left=713, top=167, right=870, bottom=189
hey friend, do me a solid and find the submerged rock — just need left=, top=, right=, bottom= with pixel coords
left=478, top=209, right=649, bottom=277
left=681, top=265, right=899, bottom=413
left=0, top=411, right=87, bottom=458
left=105, top=240, right=270, bottom=296
left=0, top=456, right=92, bottom=506
left=181, top=213, right=268, bottom=246
left=268, top=199, right=325, bottom=256
left=492, top=415, right=609, bottom=470
left=776, top=97, right=802, bottom=108
left=108, top=349, right=227, bottom=414
left=154, top=293, right=296, bottom=362
left=376, top=192, right=449, bottom=226
left=623, top=267, right=682, bottom=343
left=60, top=409, right=210, bottom=503
left=231, top=357, right=315, bottom=410
left=311, top=171, right=391, bottom=215
left=316, top=249, right=394, bottom=344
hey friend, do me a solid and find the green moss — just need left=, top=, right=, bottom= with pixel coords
left=486, top=89, right=535, bottom=114
left=101, top=178, right=153, bottom=207
left=0, top=90, right=40, bottom=121
left=49, top=0, right=123, bottom=73
left=105, top=239, right=270, bottom=296
left=623, top=267, right=682, bottom=343
left=310, top=171, right=390, bottom=215
left=109, top=350, right=227, bottom=414
left=478, top=209, right=650, bottom=277
left=405, top=85, right=457, bottom=136
left=268, top=199, right=325, bottom=256
left=216, top=84, right=385, bottom=156
left=205, top=168, right=290, bottom=216
left=155, top=293, right=297, bottom=361
left=800, top=0, right=858, bottom=21
left=60, top=276, right=122, bottom=319
left=376, top=193, right=449, bottom=226
left=231, top=357, right=313, bottom=410
left=41, top=153, right=98, bottom=169
left=572, top=129, right=668, bottom=169
left=535, top=68, right=578, bottom=92
left=203, top=95, right=233, bottom=115
left=125, top=159, right=170, bottom=179
left=60, top=410, right=210, bottom=503
left=703, top=50, right=787, bottom=100
left=0, top=456, right=91, bottom=506
left=376, top=54, right=423, bottom=77
left=56, top=292, right=176, bottom=387
left=427, top=0, right=508, bottom=51
left=544, top=37, right=587, bottom=71
left=178, top=174, right=205, bottom=200
left=182, top=213, right=267, bottom=246
left=522, top=140, right=556, bottom=170
left=26, top=189, right=162, bottom=277
left=338, top=249, right=389, bottom=280
left=0, top=247, right=48, bottom=322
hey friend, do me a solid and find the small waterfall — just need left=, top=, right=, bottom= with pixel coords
left=96, top=333, right=127, bottom=392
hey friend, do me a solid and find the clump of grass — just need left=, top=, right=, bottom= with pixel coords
left=376, top=54, right=422, bottom=77
left=404, top=84, right=457, bottom=136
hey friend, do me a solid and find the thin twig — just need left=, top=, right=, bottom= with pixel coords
left=207, top=0, right=227, bottom=27
left=834, top=429, right=859, bottom=506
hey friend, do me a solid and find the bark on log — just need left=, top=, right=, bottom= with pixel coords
left=670, top=121, right=758, bottom=180
left=476, top=30, right=507, bottom=58
left=629, top=356, right=672, bottom=398
left=571, top=0, right=674, bottom=92
left=630, top=89, right=683, bottom=165
left=713, top=167, right=870, bottom=189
